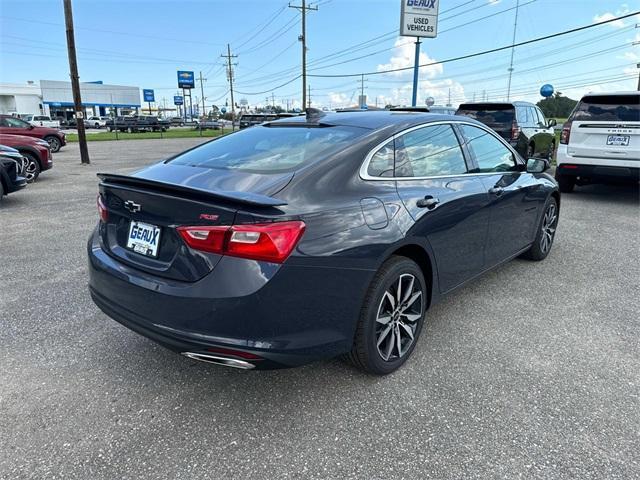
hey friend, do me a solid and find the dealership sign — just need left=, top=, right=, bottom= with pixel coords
left=400, top=0, right=439, bottom=38
left=177, top=71, right=195, bottom=89
left=143, top=89, right=155, bottom=102
left=173, top=95, right=184, bottom=105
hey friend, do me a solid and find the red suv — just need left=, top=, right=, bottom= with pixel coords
left=0, top=134, right=53, bottom=182
left=0, top=114, right=66, bottom=152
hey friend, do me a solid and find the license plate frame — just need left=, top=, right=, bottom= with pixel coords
left=606, top=135, right=630, bottom=146
left=126, top=221, right=161, bottom=258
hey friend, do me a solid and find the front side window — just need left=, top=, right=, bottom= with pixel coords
left=394, top=124, right=467, bottom=177
left=1, top=117, right=30, bottom=128
left=535, top=108, right=547, bottom=126
left=460, top=124, right=517, bottom=173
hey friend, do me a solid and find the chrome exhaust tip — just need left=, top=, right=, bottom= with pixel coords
left=181, top=352, right=255, bottom=370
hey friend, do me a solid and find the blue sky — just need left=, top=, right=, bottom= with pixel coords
left=1, top=0, right=638, bottom=109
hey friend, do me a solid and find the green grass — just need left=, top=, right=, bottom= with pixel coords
left=66, top=128, right=226, bottom=142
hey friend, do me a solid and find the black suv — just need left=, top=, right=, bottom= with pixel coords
left=456, top=101, right=556, bottom=159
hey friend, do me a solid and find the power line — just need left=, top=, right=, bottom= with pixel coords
left=289, top=0, right=318, bottom=109
left=307, top=10, right=640, bottom=78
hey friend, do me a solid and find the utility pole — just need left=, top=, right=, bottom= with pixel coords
left=447, top=88, right=451, bottom=107
left=221, top=44, right=237, bottom=131
left=307, top=84, right=311, bottom=108
left=289, top=0, right=317, bottom=110
left=63, top=0, right=89, bottom=164
left=198, top=71, right=207, bottom=118
left=360, top=74, right=367, bottom=109
left=506, top=0, right=520, bottom=101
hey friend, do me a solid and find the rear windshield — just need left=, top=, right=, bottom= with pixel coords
left=572, top=95, right=640, bottom=122
left=169, top=125, right=367, bottom=173
left=456, top=105, right=514, bottom=124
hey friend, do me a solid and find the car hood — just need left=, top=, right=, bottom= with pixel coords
left=132, top=162, right=294, bottom=197
left=0, top=134, right=48, bottom=147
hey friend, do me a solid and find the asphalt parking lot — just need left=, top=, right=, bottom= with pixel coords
left=1, top=139, right=638, bottom=479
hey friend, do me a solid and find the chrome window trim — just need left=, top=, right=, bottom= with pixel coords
left=359, top=120, right=522, bottom=181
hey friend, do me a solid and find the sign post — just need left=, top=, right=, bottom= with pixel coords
left=143, top=89, right=155, bottom=115
left=400, top=0, right=439, bottom=106
left=177, top=71, right=195, bottom=123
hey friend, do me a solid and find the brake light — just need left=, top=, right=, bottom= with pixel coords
left=177, top=221, right=306, bottom=263
left=97, top=194, right=108, bottom=222
left=560, top=120, right=572, bottom=145
left=511, top=120, right=521, bottom=141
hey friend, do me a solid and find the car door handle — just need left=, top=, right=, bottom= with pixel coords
left=488, top=186, right=504, bottom=196
left=416, top=196, right=440, bottom=209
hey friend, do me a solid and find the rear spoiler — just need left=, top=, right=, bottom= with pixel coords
left=97, top=173, right=287, bottom=207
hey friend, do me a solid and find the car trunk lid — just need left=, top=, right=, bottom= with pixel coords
left=568, top=94, right=640, bottom=161
left=97, top=165, right=291, bottom=282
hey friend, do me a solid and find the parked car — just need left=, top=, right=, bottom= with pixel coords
left=0, top=146, right=27, bottom=202
left=198, top=119, right=222, bottom=130
left=85, top=116, right=108, bottom=129
left=456, top=101, right=556, bottom=159
left=106, top=115, right=168, bottom=133
left=20, top=114, right=61, bottom=128
left=0, top=144, right=28, bottom=177
left=88, top=110, right=560, bottom=374
left=555, top=92, right=640, bottom=193
left=0, top=115, right=66, bottom=153
left=0, top=134, right=53, bottom=182
left=238, top=113, right=298, bottom=129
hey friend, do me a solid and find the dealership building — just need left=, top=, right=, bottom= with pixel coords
left=0, top=80, right=141, bottom=119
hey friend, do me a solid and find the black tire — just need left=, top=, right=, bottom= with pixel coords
left=23, top=153, right=41, bottom=183
left=346, top=256, right=427, bottom=375
left=547, top=141, right=556, bottom=161
left=521, top=196, right=558, bottom=261
left=527, top=144, right=535, bottom=158
left=555, top=171, right=575, bottom=193
left=0, top=180, right=4, bottom=201
left=45, top=135, right=61, bottom=153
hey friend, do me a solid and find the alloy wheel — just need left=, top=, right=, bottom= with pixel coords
left=25, top=158, right=38, bottom=182
left=540, top=203, right=557, bottom=254
left=375, top=273, right=423, bottom=361
left=47, top=137, right=60, bottom=152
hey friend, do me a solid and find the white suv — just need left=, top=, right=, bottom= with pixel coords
left=555, top=92, right=639, bottom=192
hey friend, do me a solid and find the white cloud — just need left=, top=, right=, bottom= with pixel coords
left=377, top=38, right=443, bottom=79
left=593, top=12, right=627, bottom=28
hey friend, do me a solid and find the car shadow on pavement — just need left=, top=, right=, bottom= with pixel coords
left=566, top=183, right=639, bottom=206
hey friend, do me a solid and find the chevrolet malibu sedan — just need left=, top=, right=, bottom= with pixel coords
left=88, top=110, right=560, bottom=374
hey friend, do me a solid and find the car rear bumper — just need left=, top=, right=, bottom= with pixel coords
left=87, top=228, right=372, bottom=369
left=556, top=145, right=640, bottom=181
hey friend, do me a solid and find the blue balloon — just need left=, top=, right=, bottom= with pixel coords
left=540, top=84, right=554, bottom=98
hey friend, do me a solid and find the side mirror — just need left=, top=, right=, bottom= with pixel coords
left=547, top=118, right=557, bottom=127
left=527, top=158, right=549, bottom=174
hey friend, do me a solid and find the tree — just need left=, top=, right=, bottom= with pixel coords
left=537, top=92, right=578, bottom=119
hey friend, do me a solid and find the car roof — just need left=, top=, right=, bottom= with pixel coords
left=580, top=91, right=639, bottom=98
left=266, top=110, right=471, bottom=131
left=458, top=101, right=535, bottom=108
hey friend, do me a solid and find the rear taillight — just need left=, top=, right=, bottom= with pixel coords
left=177, top=221, right=306, bottom=263
left=97, top=194, right=108, bottom=222
left=560, top=121, right=572, bottom=145
left=511, top=121, right=521, bottom=141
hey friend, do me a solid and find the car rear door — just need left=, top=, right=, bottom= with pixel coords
left=392, top=123, right=492, bottom=293
left=458, top=123, right=543, bottom=266
left=568, top=94, right=640, bottom=162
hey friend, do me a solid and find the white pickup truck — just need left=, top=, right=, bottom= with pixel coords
left=84, top=116, right=108, bottom=129
left=20, top=114, right=61, bottom=128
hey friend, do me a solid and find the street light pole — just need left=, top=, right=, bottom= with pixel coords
left=63, top=0, right=89, bottom=164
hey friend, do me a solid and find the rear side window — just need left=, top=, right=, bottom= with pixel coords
left=170, top=125, right=367, bottom=173
left=460, top=125, right=517, bottom=173
left=367, top=141, right=395, bottom=177
left=572, top=95, right=640, bottom=122
left=395, top=124, right=467, bottom=177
